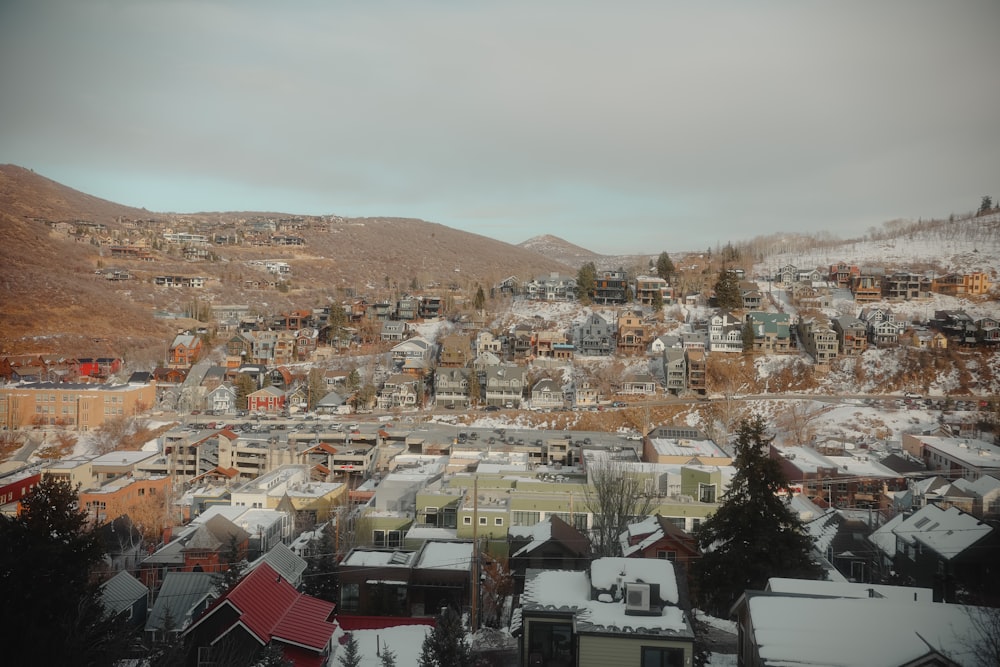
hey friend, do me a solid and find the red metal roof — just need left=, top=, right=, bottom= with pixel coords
left=272, top=594, right=337, bottom=650
left=225, top=563, right=337, bottom=651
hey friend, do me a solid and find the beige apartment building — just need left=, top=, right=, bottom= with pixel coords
left=0, top=382, right=156, bottom=430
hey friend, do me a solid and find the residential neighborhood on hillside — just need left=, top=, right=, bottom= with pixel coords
left=2, top=232, right=999, bottom=666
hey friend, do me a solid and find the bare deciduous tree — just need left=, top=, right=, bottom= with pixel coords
left=584, top=457, right=657, bottom=557
left=774, top=400, right=829, bottom=447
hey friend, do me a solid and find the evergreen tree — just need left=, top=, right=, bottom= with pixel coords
left=467, top=368, right=482, bottom=407
left=741, top=320, right=756, bottom=355
left=307, top=368, right=327, bottom=411
left=338, top=632, right=362, bottom=667
left=692, top=415, right=823, bottom=616
left=325, top=304, right=350, bottom=346
left=417, top=606, right=472, bottom=667
left=0, top=477, right=134, bottom=665
left=576, top=262, right=597, bottom=304
left=713, top=269, right=742, bottom=311
left=235, top=373, right=257, bottom=410
left=473, top=285, right=486, bottom=311
left=379, top=642, right=398, bottom=667
left=979, top=195, right=993, bottom=215
left=221, top=533, right=245, bottom=591
left=651, top=289, right=664, bottom=311
left=655, top=251, right=675, bottom=282
left=346, top=369, right=361, bottom=392
left=302, top=523, right=339, bottom=602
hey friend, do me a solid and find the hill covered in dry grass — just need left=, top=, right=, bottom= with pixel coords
left=0, top=164, right=573, bottom=359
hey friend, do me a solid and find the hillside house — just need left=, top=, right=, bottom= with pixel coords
left=745, top=312, right=791, bottom=354
left=831, top=316, right=868, bottom=356
left=708, top=311, right=743, bottom=353
left=593, top=269, right=629, bottom=305
left=616, top=312, right=647, bottom=356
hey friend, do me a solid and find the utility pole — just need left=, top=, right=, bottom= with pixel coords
left=471, top=477, right=479, bottom=632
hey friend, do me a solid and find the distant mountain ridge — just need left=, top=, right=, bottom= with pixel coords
left=518, top=234, right=656, bottom=272
left=0, top=164, right=573, bottom=357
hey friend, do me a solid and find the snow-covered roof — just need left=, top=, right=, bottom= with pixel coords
left=648, top=436, right=729, bottom=459
left=893, top=504, right=993, bottom=559
left=414, top=540, right=473, bottom=570
left=765, top=577, right=932, bottom=602
left=745, top=594, right=986, bottom=667
left=521, top=563, right=691, bottom=639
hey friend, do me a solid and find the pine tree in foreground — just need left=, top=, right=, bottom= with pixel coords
left=692, top=414, right=823, bottom=616
left=337, top=632, right=362, bottom=667
left=417, top=606, right=473, bottom=667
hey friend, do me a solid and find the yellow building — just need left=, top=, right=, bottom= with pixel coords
left=0, top=381, right=156, bottom=431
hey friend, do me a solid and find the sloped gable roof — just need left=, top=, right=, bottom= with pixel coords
left=100, top=570, right=149, bottom=617
left=893, top=504, right=992, bottom=560
left=192, top=563, right=337, bottom=652
left=185, top=514, right=251, bottom=552
left=146, top=571, right=220, bottom=632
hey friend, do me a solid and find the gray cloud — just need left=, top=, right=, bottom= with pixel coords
left=1, top=0, right=998, bottom=253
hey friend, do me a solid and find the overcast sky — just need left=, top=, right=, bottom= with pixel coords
left=2, top=1, right=998, bottom=254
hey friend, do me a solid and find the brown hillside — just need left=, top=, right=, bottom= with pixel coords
left=0, top=165, right=572, bottom=360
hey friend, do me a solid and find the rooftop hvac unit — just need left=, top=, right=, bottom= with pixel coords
left=625, top=582, right=650, bottom=613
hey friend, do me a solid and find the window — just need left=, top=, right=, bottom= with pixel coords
left=657, top=550, right=677, bottom=561
left=341, top=583, right=360, bottom=612
left=642, top=646, right=685, bottom=667
left=698, top=483, right=716, bottom=504
left=494, top=517, right=503, bottom=526
left=479, top=516, right=488, bottom=526
left=512, top=511, right=540, bottom=526
left=463, top=517, right=472, bottom=525
left=373, top=530, right=386, bottom=547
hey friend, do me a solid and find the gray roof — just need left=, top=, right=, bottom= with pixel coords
left=100, top=570, right=149, bottom=617
left=248, top=542, right=308, bottom=586
left=145, top=571, right=220, bottom=633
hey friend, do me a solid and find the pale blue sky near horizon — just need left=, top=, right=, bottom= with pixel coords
left=2, top=1, right=998, bottom=254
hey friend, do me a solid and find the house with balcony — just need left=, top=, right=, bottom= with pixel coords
left=593, top=269, right=629, bottom=305
left=616, top=312, right=647, bottom=356
left=525, top=272, right=577, bottom=301
left=797, top=317, right=838, bottom=364
left=619, top=372, right=657, bottom=396
left=485, top=366, right=527, bottom=408
left=662, top=349, right=687, bottom=395
left=828, top=262, right=860, bottom=288
left=434, top=367, right=472, bottom=408
left=377, top=374, right=422, bottom=410
left=574, top=313, right=616, bottom=356
left=535, top=330, right=573, bottom=360
left=860, top=306, right=904, bottom=347
left=685, top=349, right=706, bottom=395
left=883, top=271, right=929, bottom=301
left=745, top=312, right=791, bottom=354
left=831, top=315, right=868, bottom=356
left=932, top=310, right=978, bottom=347
left=531, top=378, right=564, bottom=410
left=708, top=311, right=743, bottom=353
left=634, top=275, right=672, bottom=307
left=850, top=272, right=883, bottom=303
left=438, top=333, right=472, bottom=367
